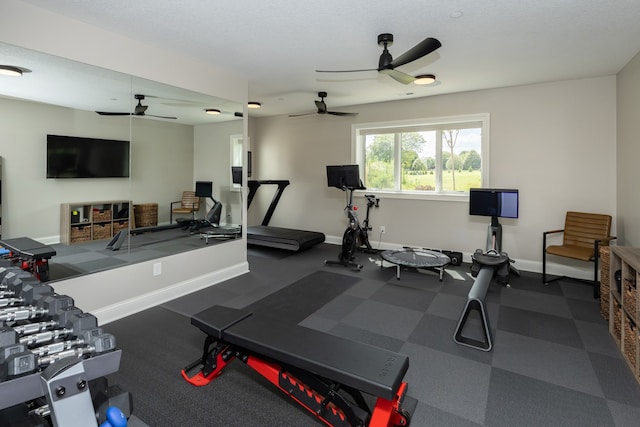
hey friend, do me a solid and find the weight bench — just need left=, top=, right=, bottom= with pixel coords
left=0, top=237, right=56, bottom=281
left=182, top=305, right=411, bottom=427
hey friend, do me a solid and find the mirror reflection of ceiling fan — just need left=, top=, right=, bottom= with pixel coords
left=316, top=33, right=441, bottom=85
left=96, top=94, right=177, bottom=119
left=289, top=91, right=358, bottom=117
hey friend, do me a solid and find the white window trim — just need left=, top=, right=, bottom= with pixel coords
left=351, top=113, right=490, bottom=201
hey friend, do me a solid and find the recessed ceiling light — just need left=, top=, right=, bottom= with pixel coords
left=0, top=65, right=26, bottom=77
left=247, top=102, right=261, bottom=109
left=414, top=74, right=436, bottom=85
left=205, top=108, right=221, bottom=115
left=450, top=10, right=464, bottom=19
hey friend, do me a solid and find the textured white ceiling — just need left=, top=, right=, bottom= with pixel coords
left=9, top=0, right=640, bottom=118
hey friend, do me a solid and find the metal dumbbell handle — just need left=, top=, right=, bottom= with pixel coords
left=0, top=307, right=47, bottom=322
left=13, top=320, right=58, bottom=335
left=19, top=328, right=73, bottom=346
left=0, top=297, right=25, bottom=308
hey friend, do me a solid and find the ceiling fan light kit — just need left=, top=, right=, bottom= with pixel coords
left=0, top=65, right=26, bottom=76
left=414, top=74, right=436, bottom=85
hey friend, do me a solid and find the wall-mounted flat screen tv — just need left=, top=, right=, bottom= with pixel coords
left=469, top=188, right=519, bottom=219
left=46, top=134, right=130, bottom=178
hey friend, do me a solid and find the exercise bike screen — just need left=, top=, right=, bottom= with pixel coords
left=469, top=188, right=519, bottom=219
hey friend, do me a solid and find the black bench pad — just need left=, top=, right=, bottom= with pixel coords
left=0, top=237, right=56, bottom=259
left=192, top=305, right=409, bottom=401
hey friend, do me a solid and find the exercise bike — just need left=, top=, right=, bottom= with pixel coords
left=325, top=180, right=380, bottom=270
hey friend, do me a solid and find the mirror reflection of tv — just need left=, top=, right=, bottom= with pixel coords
left=326, top=165, right=362, bottom=189
left=231, top=166, right=242, bottom=185
left=195, top=181, right=213, bottom=198
left=46, top=134, right=130, bottom=178
left=469, top=188, right=519, bottom=219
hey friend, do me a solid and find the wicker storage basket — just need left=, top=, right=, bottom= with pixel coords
left=624, top=317, right=637, bottom=368
left=614, top=300, right=622, bottom=342
left=600, top=245, right=611, bottom=320
left=113, top=221, right=129, bottom=234
left=134, top=203, right=158, bottom=227
left=93, top=209, right=112, bottom=222
left=623, top=278, right=637, bottom=317
left=92, top=223, right=112, bottom=240
left=70, top=226, right=91, bottom=243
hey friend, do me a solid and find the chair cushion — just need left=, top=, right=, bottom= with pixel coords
left=546, top=244, right=594, bottom=261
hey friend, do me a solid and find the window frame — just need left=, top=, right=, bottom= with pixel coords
left=352, top=113, right=490, bottom=201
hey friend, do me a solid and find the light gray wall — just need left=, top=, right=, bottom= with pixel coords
left=0, top=0, right=249, bottom=323
left=617, top=50, right=640, bottom=246
left=250, top=76, right=617, bottom=277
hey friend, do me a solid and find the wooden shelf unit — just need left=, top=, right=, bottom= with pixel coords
left=60, top=200, right=132, bottom=245
left=609, top=246, right=640, bottom=383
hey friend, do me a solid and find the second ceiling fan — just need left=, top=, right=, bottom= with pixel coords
left=96, top=94, right=177, bottom=119
left=316, top=33, right=441, bottom=85
left=289, top=92, right=358, bottom=117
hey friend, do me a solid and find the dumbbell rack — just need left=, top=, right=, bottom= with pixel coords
left=0, top=350, right=122, bottom=423
left=0, top=257, right=124, bottom=426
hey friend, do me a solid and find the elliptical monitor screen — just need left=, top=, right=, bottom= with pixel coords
left=469, top=188, right=519, bottom=219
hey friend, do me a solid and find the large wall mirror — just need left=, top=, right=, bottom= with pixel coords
left=0, top=42, right=244, bottom=281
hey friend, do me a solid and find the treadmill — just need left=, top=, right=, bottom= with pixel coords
left=246, top=179, right=325, bottom=251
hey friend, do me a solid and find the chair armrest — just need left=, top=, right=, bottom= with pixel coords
left=596, top=236, right=617, bottom=245
left=170, top=200, right=181, bottom=209
left=543, top=229, right=564, bottom=236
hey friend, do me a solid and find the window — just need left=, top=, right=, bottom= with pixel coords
left=353, top=114, right=489, bottom=199
left=230, top=134, right=243, bottom=189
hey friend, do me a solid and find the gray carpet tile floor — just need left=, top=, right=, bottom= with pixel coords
left=97, top=243, right=640, bottom=426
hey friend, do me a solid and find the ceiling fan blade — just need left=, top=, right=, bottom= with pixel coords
left=315, top=100, right=328, bottom=113
left=391, top=37, right=441, bottom=68
left=327, top=111, right=359, bottom=117
left=144, top=114, right=177, bottom=120
left=96, top=111, right=132, bottom=116
left=315, top=68, right=377, bottom=73
left=380, top=69, right=415, bottom=85
left=288, top=112, right=316, bottom=117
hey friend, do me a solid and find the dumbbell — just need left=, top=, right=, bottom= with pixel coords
left=0, top=330, right=116, bottom=381
left=1, top=308, right=97, bottom=348
left=25, top=327, right=108, bottom=357
left=0, top=292, right=73, bottom=323
left=0, top=402, right=50, bottom=427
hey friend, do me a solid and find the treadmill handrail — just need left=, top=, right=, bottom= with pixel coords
left=247, top=180, right=291, bottom=226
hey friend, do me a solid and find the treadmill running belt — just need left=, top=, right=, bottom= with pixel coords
left=247, top=225, right=325, bottom=251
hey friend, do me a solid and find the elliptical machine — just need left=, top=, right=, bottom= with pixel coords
left=325, top=165, right=379, bottom=270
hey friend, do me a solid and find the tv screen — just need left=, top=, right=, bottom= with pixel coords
left=231, top=166, right=242, bottom=185
left=469, top=188, right=519, bottom=219
left=46, top=134, right=130, bottom=178
left=195, top=181, right=213, bottom=198
left=326, top=165, right=362, bottom=189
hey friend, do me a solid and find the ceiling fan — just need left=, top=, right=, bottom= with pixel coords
left=96, top=94, right=177, bottom=119
left=289, top=92, right=358, bottom=117
left=316, top=33, right=441, bottom=85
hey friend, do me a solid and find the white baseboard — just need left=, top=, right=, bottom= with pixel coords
left=95, top=261, right=249, bottom=325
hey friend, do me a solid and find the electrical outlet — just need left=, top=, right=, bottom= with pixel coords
left=153, top=262, right=162, bottom=276
left=380, top=225, right=386, bottom=234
